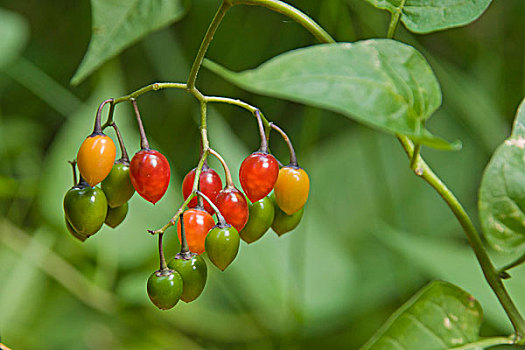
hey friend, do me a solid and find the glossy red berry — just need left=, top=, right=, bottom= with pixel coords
left=182, top=166, right=222, bottom=214
left=177, top=208, right=215, bottom=255
left=215, top=187, right=249, bottom=232
left=77, top=133, right=116, bottom=186
left=239, top=152, right=279, bottom=202
left=130, top=149, right=170, bottom=204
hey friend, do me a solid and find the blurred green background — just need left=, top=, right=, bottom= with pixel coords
left=1, top=0, right=525, bottom=349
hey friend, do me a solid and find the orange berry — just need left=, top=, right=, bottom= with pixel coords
left=273, top=166, right=309, bottom=215
left=77, top=134, right=116, bottom=186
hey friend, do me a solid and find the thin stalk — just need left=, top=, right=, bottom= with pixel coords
left=386, top=0, right=406, bottom=39
left=255, top=110, right=268, bottom=152
left=196, top=190, right=226, bottom=225
left=179, top=213, right=190, bottom=255
left=498, top=253, right=525, bottom=277
left=209, top=148, right=233, bottom=187
left=409, top=143, right=421, bottom=171
left=130, top=99, right=150, bottom=150
left=113, top=82, right=187, bottom=104
left=398, top=135, right=525, bottom=339
left=270, top=123, right=297, bottom=166
left=187, top=1, right=231, bottom=89
left=94, top=99, right=113, bottom=134
left=448, top=336, right=514, bottom=350
left=231, top=0, right=334, bottom=43
left=101, top=100, right=116, bottom=130
left=68, top=160, right=77, bottom=186
left=158, top=233, right=168, bottom=271
left=111, top=122, right=129, bottom=162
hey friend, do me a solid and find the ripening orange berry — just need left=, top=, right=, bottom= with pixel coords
left=273, top=166, right=309, bottom=215
left=77, top=133, right=116, bottom=186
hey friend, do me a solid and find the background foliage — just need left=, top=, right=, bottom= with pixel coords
left=1, top=0, right=525, bottom=348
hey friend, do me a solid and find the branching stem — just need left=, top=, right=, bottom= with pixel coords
left=209, top=148, right=233, bottom=187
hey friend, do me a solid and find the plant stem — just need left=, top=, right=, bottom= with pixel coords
left=398, top=135, right=525, bottom=339
left=448, top=336, right=514, bottom=350
left=196, top=190, right=226, bottom=224
left=130, top=99, right=150, bottom=150
left=386, top=0, right=406, bottom=39
left=68, top=160, right=77, bottom=186
left=179, top=213, right=190, bottom=255
left=187, top=1, right=231, bottom=89
left=270, top=123, right=297, bottom=166
left=498, top=253, right=525, bottom=277
left=113, top=82, right=187, bottom=104
left=255, top=110, right=268, bottom=152
left=94, top=99, right=112, bottom=134
left=158, top=233, right=168, bottom=270
left=409, top=143, right=421, bottom=171
left=209, top=148, right=233, bottom=187
left=231, top=0, right=334, bottom=43
left=111, top=122, right=129, bottom=162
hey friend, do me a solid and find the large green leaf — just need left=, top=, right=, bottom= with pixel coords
left=0, top=8, right=29, bottom=70
left=70, top=0, right=189, bottom=85
left=479, top=98, right=525, bottom=253
left=364, top=0, right=492, bottom=34
left=361, top=281, right=482, bottom=350
left=204, top=40, right=459, bottom=150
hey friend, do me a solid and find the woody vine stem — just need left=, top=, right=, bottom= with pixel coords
left=93, top=0, right=525, bottom=343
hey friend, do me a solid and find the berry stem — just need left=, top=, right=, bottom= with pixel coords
left=111, top=122, right=130, bottom=162
left=68, top=160, right=77, bottom=186
left=158, top=233, right=168, bottom=271
left=196, top=190, right=226, bottom=225
left=270, top=123, right=297, bottom=166
left=179, top=213, right=190, bottom=255
left=255, top=110, right=268, bottom=152
left=130, top=98, right=150, bottom=150
left=209, top=148, right=233, bottom=187
left=94, top=99, right=113, bottom=134
left=101, top=100, right=116, bottom=130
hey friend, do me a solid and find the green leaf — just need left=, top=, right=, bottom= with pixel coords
left=204, top=40, right=460, bottom=150
left=479, top=98, right=525, bottom=253
left=365, top=0, right=492, bottom=34
left=361, top=281, right=482, bottom=350
left=0, top=8, right=29, bottom=70
left=70, top=0, right=189, bottom=85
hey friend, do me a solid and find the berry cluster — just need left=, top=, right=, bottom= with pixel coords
left=63, top=98, right=309, bottom=310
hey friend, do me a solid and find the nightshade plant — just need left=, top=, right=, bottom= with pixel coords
left=62, top=0, right=525, bottom=347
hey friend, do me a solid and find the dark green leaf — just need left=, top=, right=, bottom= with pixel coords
left=365, top=0, right=492, bottom=34
left=0, top=8, right=29, bottom=70
left=361, top=281, right=482, bottom=349
left=70, top=0, right=189, bottom=85
left=479, top=98, right=525, bottom=253
left=204, top=40, right=460, bottom=150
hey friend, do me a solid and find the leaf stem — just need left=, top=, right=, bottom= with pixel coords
left=448, top=336, right=514, bottom=350
left=497, top=253, right=525, bottom=278
left=397, top=135, right=525, bottom=339
left=386, top=0, right=406, bottom=39
left=230, top=0, right=335, bottom=43
left=187, top=1, right=231, bottom=89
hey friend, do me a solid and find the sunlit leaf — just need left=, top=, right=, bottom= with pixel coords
left=364, top=0, right=492, bottom=34
left=479, top=97, right=525, bottom=253
left=70, top=0, right=189, bottom=85
left=205, top=40, right=460, bottom=150
left=361, top=281, right=482, bottom=349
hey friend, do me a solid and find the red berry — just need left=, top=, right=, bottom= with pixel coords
left=177, top=208, right=215, bottom=254
left=130, top=149, right=170, bottom=204
left=239, top=152, right=279, bottom=202
left=182, top=166, right=223, bottom=214
left=215, top=187, right=249, bottom=232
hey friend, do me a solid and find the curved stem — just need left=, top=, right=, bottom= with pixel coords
left=209, top=148, right=233, bottom=187
left=498, top=253, right=525, bottom=277
left=111, top=122, right=129, bottom=162
left=196, top=190, right=226, bottom=224
left=231, top=0, right=334, bottom=43
left=187, top=1, right=231, bottom=89
left=101, top=100, right=116, bottom=130
left=94, top=99, right=113, bottom=134
left=255, top=110, right=268, bottom=152
left=448, top=336, right=514, bottom=350
left=68, top=160, right=77, bottom=186
left=113, top=82, right=187, bottom=104
left=398, top=135, right=525, bottom=339
left=130, top=99, right=150, bottom=150
left=158, top=233, right=168, bottom=271
left=179, top=213, right=190, bottom=255
left=270, top=123, right=297, bottom=166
